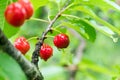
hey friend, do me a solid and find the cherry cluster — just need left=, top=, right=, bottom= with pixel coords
left=4, top=0, right=33, bottom=27
left=14, top=33, right=69, bottom=61
left=4, top=0, right=70, bottom=61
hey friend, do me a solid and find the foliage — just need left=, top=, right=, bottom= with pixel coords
left=0, top=51, right=27, bottom=80
left=0, top=0, right=120, bottom=80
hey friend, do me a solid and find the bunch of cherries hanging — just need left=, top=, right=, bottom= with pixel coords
left=4, top=0, right=70, bottom=61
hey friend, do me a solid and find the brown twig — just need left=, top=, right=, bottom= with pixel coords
left=0, top=29, right=43, bottom=80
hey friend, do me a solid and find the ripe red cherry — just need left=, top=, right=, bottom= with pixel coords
left=53, top=34, right=69, bottom=48
left=18, top=0, right=33, bottom=19
left=39, top=44, right=53, bottom=61
left=14, top=37, right=30, bottom=55
left=4, top=2, right=26, bottom=27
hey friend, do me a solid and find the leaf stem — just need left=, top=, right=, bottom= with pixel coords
left=62, top=14, right=80, bottom=19
left=46, top=35, right=54, bottom=38
left=30, top=18, right=49, bottom=23
left=52, top=28, right=62, bottom=33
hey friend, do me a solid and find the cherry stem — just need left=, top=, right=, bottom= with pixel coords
left=48, top=15, right=51, bottom=22
left=52, top=28, right=62, bottom=33
left=62, top=49, right=66, bottom=54
left=27, top=37, right=38, bottom=41
left=30, top=18, right=49, bottom=23
left=46, top=35, right=54, bottom=38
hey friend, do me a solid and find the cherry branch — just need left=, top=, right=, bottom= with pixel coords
left=31, top=1, right=73, bottom=67
left=0, top=29, right=43, bottom=80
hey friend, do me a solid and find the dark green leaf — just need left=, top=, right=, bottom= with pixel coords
left=62, top=18, right=96, bottom=42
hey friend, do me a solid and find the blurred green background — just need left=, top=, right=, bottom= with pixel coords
left=1, top=0, right=120, bottom=80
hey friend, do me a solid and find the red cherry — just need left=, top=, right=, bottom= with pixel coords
left=18, top=0, right=33, bottom=19
left=4, top=2, right=26, bottom=27
left=39, top=44, right=53, bottom=61
left=53, top=34, right=69, bottom=48
left=14, top=37, right=30, bottom=54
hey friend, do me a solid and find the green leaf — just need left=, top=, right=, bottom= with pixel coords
left=71, top=6, right=120, bottom=41
left=0, top=0, right=8, bottom=30
left=75, top=19, right=96, bottom=42
left=62, top=22, right=89, bottom=40
left=61, top=17, right=96, bottom=42
left=0, top=52, right=27, bottom=80
left=31, top=0, right=49, bottom=11
left=79, top=0, right=120, bottom=12
left=62, top=13, right=119, bottom=42
left=90, top=21, right=119, bottom=42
